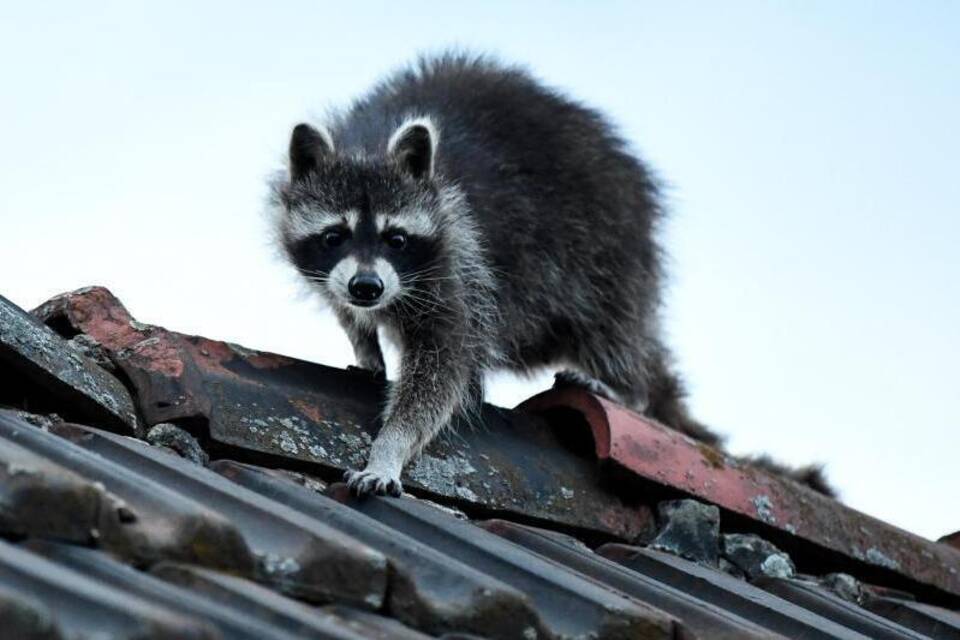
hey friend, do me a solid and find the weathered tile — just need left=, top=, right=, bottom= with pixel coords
left=0, top=539, right=217, bottom=640
left=152, top=562, right=428, bottom=640
left=330, top=484, right=685, bottom=640
left=865, top=597, right=960, bottom=640
left=214, top=460, right=549, bottom=639
left=599, top=543, right=872, bottom=639
left=0, top=293, right=137, bottom=433
left=26, top=541, right=298, bottom=640
left=520, top=386, right=960, bottom=600
left=0, top=410, right=254, bottom=573
left=33, top=286, right=653, bottom=541
left=0, top=432, right=108, bottom=544
left=482, top=519, right=782, bottom=640
left=757, top=577, right=929, bottom=640
left=47, top=420, right=388, bottom=607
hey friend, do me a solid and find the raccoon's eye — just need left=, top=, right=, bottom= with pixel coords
left=321, top=229, right=347, bottom=248
left=385, top=231, right=407, bottom=250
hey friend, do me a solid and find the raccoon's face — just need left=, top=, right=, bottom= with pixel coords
left=275, top=119, right=444, bottom=316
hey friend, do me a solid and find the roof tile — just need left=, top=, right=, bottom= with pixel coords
left=0, top=539, right=217, bottom=639
left=520, top=387, right=960, bottom=599
left=46, top=420, right=389, bottom=607
left=150, top=563, right=428, bottom=640
left=757, top=577, right=929, bottom=640
left=598, top=543, right=872, bottom=639
left=1, top=285, right=955, bottom=639
left=0, top=410, right=255, bottom=573
left=0, top=427, right=109, bottom=544
left=865, top=598, right=960, bottom=640
left=481, top=518, right=782, bottom=640
left=34, top=285, right=654, bottom=540
left=0, top=294, right=137, bottom=432
left=328, top=484, right=686, bottom=640
left=214, top=459, right=550, bottom=639
left=26, top=540, right=300, bottom=640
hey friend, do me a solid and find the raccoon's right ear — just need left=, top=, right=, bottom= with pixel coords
left=387, top=117, right=437, bottom=180
left=288, top=123, right=334, bottom=181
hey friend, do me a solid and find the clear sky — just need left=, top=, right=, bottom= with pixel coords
left=1, top=2, right=957, bottom=539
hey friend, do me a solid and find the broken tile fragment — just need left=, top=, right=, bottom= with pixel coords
left=722, top=533, right=796, bottom=581
left=650, top=499, right=720, bottom=566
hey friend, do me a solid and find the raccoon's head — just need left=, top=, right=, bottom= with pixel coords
left=273, top=117, right=453, bottom=318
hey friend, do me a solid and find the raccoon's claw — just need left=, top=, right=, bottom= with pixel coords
left=346, top=365, right=387, bottom=383
left=553, top=370, right=645, bottom=411
left=344, top=468, right=403, bottom=497
left=554, top=370, right=615, bottom=398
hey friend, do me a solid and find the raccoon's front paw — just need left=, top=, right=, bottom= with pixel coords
left=344, top=467, right=403, bottom=497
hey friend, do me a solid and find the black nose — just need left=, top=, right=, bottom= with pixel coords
left=348, top=273, right=384, bottom=301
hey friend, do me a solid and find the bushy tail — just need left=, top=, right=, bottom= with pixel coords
left=645, top=354, right=725, bottom=448
left=738, top=455, right=836, bottom=498
left=646, top=355, right=837, bottom=498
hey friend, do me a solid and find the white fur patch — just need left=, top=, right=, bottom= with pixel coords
left=328, top=255, right=359, bottom=302
left=284, top=208, right=360, bottom=242
left=310, top=123, right=336, bottom=154
left=343, top=209, right=360, bottom=231
left=375, top=209, right=436, bottom=236
left=387, top=116, right=439, bottom=155
left=374, top=257, right=401, bottom=303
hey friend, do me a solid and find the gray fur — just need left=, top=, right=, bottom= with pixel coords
left=269, top=53, right=832, bottom=498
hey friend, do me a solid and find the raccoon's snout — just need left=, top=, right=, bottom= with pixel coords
left=329, top=258, right=398, bottom=311
left=348, top=273, right=384, bottom=304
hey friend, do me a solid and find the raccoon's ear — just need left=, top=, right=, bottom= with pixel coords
left=289, top=123, right=334, bottom=181
left=387, top=117, right=437, bottom=179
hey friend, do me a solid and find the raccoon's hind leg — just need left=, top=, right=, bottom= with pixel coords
left=556, top=334, right=653, bottom=414
left=554, top=369, right=637, bottom=407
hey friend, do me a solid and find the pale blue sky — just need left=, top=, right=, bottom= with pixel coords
left=1, top=2, right=957, bottom=539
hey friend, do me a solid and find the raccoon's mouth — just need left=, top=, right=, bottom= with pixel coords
left=348, top=298, right=380, bottom=308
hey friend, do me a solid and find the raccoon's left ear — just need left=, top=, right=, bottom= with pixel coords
left=387, top=117, right=438, bottom=179
left=289, top=123, right=334, bottom=181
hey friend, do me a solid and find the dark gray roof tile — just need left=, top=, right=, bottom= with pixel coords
left=0, top=430, right=109, bottom=544
left=46, top=420, right=389, bottom=608
left=1, top=285, right=956, bottom=640
left=481, top=519, right=782, bottom=640
left=0, top=409, right=255, bottom=573
left=0, top=539, right=218, bottom=640
left=0, top=293, right=138, bottom=433
left=865, top=597, right=960, bottom=640
left=599, top=543, right=872, bottom=639
left=328, top=484, right=686, bottom=640
left=757, top=577, right=930, bottom=640
left=214, top=459, right=549, bottom=640
left=151, top=562, right=427, bottom=640
left=25, top=540, right=302, bottom=640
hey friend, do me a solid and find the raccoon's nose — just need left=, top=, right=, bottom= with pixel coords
left=348, top=273, right=384, bottom=301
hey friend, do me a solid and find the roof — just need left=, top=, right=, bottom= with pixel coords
left=0, top=285, right=958, bottom=639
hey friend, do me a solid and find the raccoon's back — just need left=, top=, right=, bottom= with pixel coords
left=337, top=54, right=664, bottom=340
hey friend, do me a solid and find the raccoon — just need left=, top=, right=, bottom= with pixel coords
left=270, top=54, right=832, bottom=498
